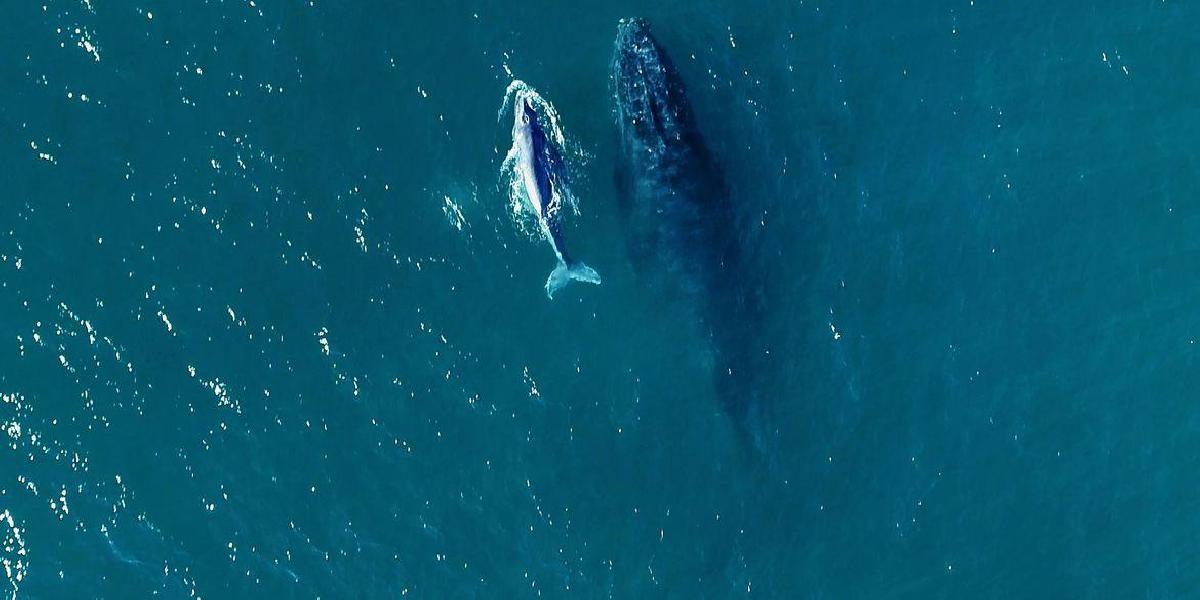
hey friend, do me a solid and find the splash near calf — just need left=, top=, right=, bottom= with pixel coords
left=500, top=80, right=601, bottom=299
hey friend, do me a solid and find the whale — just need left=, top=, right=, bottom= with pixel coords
left=509, top=91, right=601, bottom=298
left=612, top=19, right=735, bottom=303
left=612, top=19, right=769, bottom=451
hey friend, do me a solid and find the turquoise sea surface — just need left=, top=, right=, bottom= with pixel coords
left=3, top=1, right=1200, bottom=597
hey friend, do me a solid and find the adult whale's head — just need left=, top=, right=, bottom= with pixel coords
left=612, top=18, right=698, bottom=156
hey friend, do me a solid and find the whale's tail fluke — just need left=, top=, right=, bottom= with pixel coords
left=545, top=261, right=601, bottom=299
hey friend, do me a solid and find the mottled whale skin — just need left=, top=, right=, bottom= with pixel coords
left=511, top=97, right=600, bottom=298
left=612, top=18, right=768, bottom=449
left=612, top=19, right=735, bottom=302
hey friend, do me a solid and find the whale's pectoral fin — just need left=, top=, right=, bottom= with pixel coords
left=545, top=261, right=601, bottom=299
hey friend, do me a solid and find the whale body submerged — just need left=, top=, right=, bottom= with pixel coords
left=612, top=19, right=769, bottom=449
left=509, top=90, right=601, bottom=299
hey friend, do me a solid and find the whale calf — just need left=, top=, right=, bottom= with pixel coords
left=612, top=19, right=769, bottom=451
left=504, top=82, right=601, bottom=299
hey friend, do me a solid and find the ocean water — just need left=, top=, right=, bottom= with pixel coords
left=3, top=1, right=1200, bottom=598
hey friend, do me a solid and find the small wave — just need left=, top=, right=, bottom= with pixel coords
left=442, top=194, right=466, bottom=231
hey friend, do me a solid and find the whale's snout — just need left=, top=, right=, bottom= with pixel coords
left=615, top=18, right=653, bottom=55
left=616, top=17, right=650, bottom=37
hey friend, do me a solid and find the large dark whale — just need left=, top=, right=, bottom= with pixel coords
left=612, top=19, right=769, bottom=450
left=508, top=86, right=601, bottom=298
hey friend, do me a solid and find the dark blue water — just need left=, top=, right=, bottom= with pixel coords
left=3, top=1, right=1199, bottom=597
